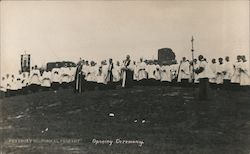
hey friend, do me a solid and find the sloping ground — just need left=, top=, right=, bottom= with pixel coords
left=0, top=86, right=250, bottom=154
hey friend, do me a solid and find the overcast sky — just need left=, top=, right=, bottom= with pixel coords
left=0, top=0, right=249, bottom=75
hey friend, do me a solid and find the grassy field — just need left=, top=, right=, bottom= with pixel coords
left=0, top=86, right=250, bottom=154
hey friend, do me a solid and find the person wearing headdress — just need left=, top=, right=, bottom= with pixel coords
left=29, top=65, right=41, bottom=93
left=239, top=55, right=250, bottom=90
left=231, top=55, right=242, bottom=90
left=195, top=55, right=209, bottom=100
left=121, top=55, right=133, bottom=88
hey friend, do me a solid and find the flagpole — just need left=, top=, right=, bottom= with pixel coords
left=191, top=36, right=194, bottom=83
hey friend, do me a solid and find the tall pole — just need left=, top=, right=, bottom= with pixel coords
left=191, top=36, right=194, bottom=82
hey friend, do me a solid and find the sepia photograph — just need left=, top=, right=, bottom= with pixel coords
left=0, top=0, right=249, bottom=153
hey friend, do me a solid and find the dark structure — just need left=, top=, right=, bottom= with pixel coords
left=46, top=61, right=76, bottom=71
left=21, top=54, right=31, bottom=72
left=158, top=48, right=177, bottom=65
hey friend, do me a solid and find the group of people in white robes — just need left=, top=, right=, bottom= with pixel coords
left=1, top=54, right=249, bottom=98
left=0, top=64, right=76, bottom=97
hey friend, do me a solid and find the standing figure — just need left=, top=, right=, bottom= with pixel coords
left=122, top=55, right=133, bottom=88
left=51, top=64, right=61, bottom=90
left=223, top=56, right=234, bottom=89
left=160, top=63, right=172, bottom=85
left=105, top=59, right=114, bottom=89
left=216, top=58, right=224, bottom=88
left=195, top=55, right=209, bottom=100
left=41, top=70, right=52, bottom=91
left=239, top=55, right=250, bottom=89
left=74, top=61, right=84, bottom=93
left=231, top=55, right=242, bottom=90
left=29, top=65, right=41, bottom=93
left=177, top=57, right=190, bottom=87
left=112, top=61, right=122, bottom=86
left=209, top=59, right=217, bottom=89
left=137, top=58, right=147, bottom=85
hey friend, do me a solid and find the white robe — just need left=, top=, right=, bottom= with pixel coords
left=137, top=62, right=147, bottom=81
left=216, top=64, right=224, bottom=84
left=16, top=74, right=23, bottom=90
left=223, top=61, right=234, bottom=80
left=231, top=61, right=242, bottom=83
left=60, top=67, right=71, bottom=83
left=10, top=78, right=18, bottom=90
left=29, top=69, right=41, bottom=85
left=160, top=65, right=172, bottom=82
left=155, top=65, right=161, bottom=80
left=177, top=61, right=190, bottom=82
left=86, top=66, right=97, bottom=82
left=133, top=63, right=139, bottom=81
left=70, top=67, right=77, bottom=82
left=112, top=65, right=122, bottom=82
left=97, top=65, right=108, bottom=84
left=146, top=64, right=157, bottom=79
left=51, top=68, right=61, bottom=83
left=209, top=63, right=217, bottom=83
left=0, top=79, right=7, bottom=92
left=240, top=62, right=250, bottom=86
left=41, top=71, right=52, bottom=87
left=170, top=64, right=179, bottom=80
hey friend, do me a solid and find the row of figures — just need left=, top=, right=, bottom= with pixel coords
left=0, top=54, right=249, bottom=99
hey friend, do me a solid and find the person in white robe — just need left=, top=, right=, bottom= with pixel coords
left=51, top=64, right=61, bottom=90
left=177, top=57, right=190, bottom=86
left=137, top=58, right=147, bottom=84
left=16, top=71, right=23, bottom=93
left=145, top=61, right=157, bottom=86
left=160, top=63, right=172, bottom=85
left=41, top=70, right=52, bottom=90
left=112, top=61, right=122, bottom=84
left=5, top=74, right=12, bottom=97
left=209, top=59, right=217, bottom=88
left=60, top=64, right=71, bottom=88
left=195, top=55, right=209, bottom=100
left=29, top=66, right=41, bottom=92
left=154, top=63, right=161, bottom=82
left=86, top=61, right=98, bottom=90
left=239, top=55, right=250, bottom=87
left=96, top=61, right=108, bottom=90
left=0, top=77, right=7, bottom=97
left=170, top=63, right=179, bottom=83
left=231, top=55, right=242, bottom=90
left=216, top=58, right=225, bottom=87
left=223, top=56, right=233, bottom=81
left=10, top=75, right=18, bottom=96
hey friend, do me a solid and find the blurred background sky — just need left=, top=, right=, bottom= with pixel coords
left=0, top=0, right=249, bottom=75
